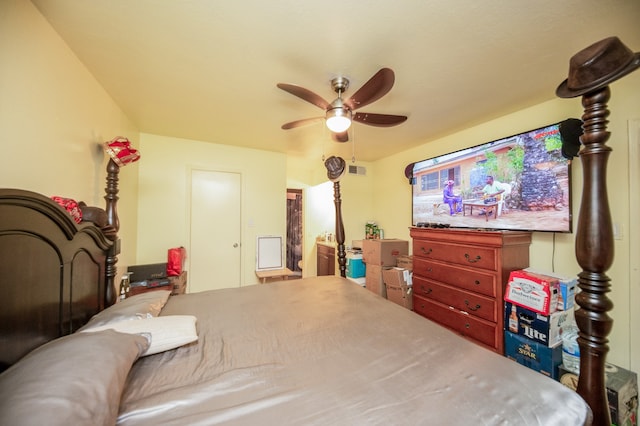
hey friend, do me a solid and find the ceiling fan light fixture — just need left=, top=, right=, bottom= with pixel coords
left=326, top=107, right=352, bottom=133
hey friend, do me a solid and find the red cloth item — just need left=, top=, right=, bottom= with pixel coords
left=167, top=247, right=187, bottom=276
left=104, top=137, right=140, bottom=167
left=51, top=196, right=83, bottom=223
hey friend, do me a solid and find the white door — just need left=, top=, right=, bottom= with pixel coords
left=189, top=169, right=241, bottom=292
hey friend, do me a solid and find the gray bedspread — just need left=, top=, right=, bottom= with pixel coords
left=118, top=276, right=590, bottom=425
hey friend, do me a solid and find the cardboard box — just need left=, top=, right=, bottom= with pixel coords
left=505, top=270, right=560, bottom=315
left=127, top=263, right=167, bottom=281
left=525, top=269, right=577, bottom=311
left=365, top=264, right=391, bottom=298
left=383, top=267, right=413, bottom=309
left=505, top=301, right=574, bottom=347
left=346, top=252, right=365, bottom=278
left=169, top=271, right=187, bottom=294
left=504, top=331, right=563, bottom=379
left=362, top=239, right=408, bottom=266
left=558, top=364, right=638, bottom=426
left=395, top=255, right=413, bottom=271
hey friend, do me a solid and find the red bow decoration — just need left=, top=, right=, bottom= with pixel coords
left=104, top=137, right=140, bottom=167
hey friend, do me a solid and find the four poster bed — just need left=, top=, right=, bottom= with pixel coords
left=1, top=37, right=636, bottom=425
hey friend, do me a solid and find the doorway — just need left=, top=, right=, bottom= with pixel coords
left=286, top=189, right=303, bottom=278
left=189, top=169, right=242, bottom=292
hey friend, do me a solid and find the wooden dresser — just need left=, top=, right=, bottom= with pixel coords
left=410, top=227, right=531, bottom=354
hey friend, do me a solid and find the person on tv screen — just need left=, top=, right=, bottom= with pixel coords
left=443, top=180, right=463, bottom=215
left=482, top=175, right=505, bottom=203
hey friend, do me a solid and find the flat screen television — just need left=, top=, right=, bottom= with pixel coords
left=411, top=121, right=574, bottom=233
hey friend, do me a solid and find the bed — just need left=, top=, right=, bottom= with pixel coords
left=0, top=168, right=593, bottom=426
left=1, top=38, right=635, bottom=425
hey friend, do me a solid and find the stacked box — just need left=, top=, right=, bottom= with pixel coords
left=365, top=264, right=391, bottom=298
left=362, top=239, right=408, bottom=267
left=505, top=270, right=560, bottom=315
left=395, top=255, right=413, bottom=271
left=363, top=239, right=408, bottom=295
left=504, top=301, right=574, bottom=347
left=558, top=364, right=638, bottom=426
left=382, top=267, right=413, bottom=310
left=525, top=268, right=577, bottom=311
left=504, top=330, right=563, bottom=379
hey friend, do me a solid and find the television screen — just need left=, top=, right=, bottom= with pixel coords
left=411, top=121, right=573, bottom=233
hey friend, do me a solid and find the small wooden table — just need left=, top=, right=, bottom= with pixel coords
left=462, top=200, right=498, bottom=221
left=255, top=268, right=294, bottom=283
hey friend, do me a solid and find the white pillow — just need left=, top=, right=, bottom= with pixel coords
left=81, top=315, right=198, bottom=356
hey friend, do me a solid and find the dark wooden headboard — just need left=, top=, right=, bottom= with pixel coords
left=0, top=159, right=122, bottom=371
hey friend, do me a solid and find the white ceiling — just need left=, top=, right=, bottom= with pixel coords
left=32, top=0, right=640, bottom=162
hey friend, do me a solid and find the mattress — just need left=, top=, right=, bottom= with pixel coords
left=118, top=276, right=590, bottom=425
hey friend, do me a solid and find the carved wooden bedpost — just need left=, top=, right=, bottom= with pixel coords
left=574, top=87, right=614, bottom=425
left=332, top=181, right=346, bottom=277
left=556, top=36, right=639, bottom=425
left=104, top=158, right=121, bottom=305
left=325, top=156, right=347, bottom=278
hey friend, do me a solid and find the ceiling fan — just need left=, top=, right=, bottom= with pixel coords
left=277, top=68, right=408, bottom=142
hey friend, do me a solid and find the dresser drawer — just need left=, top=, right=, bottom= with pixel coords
left=413, top=257, right=498, bottom=297
left=413, top=239, right=497, bottom=271
left=412, top=276, right=497, bottom=322
left=413, top=295, right=500, bottom=349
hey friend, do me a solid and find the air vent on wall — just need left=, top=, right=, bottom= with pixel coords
left=348, top=165, right=367, bottom=176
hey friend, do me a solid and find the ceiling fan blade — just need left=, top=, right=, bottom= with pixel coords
left=277, top=83, right=331, bottom=110
left=281, top=117, right=324, bottom=130
left=353, top=112, right=408, bottom=127
left=332, top=131, right=349, bottom=143
left=344, top=68, right=395, bottom=111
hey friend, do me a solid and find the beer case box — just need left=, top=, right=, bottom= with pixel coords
left=525, top=268, right=577, bottom=311
left=382, top=267, right=413, bottom=310
left=504, top=330, right=563, bottom=379
left=504, top=301, right=575, bottom=347
left=362, top=239, right=409, bottom=266
left=558, top=364, right=638, bottom=426
left=504, top=270, right=560, bottom=315
left=365, top=264, right=392, bottom=298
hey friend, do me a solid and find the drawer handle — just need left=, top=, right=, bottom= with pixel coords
left=474, top=280, right=480, bottom=285
left=420, top=247, right=433, bottom=255
left=464, top=300, right=481, bottom=311
left=420, top=285, right=432, bottom=295
left=464, top=253, right=482, bottom=263
left=465, top=323, right=471, bottom=329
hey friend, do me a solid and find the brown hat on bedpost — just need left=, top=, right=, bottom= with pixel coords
left=556, top=36, right=640, bottom=98
left=325, top=156, right=346, bottom=182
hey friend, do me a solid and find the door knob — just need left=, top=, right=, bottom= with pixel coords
left=233, top=243, right=239, bottom=248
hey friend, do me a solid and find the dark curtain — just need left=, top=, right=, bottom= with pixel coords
left=286, top=193, right=302, bottom=272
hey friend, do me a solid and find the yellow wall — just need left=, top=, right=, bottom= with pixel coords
left=137, top=133, right=286, bottom=286
left=373, top=74, right=640, bottom=371
left=0, top=0, right=140, bottom=288
left=287, top=156, right=375, bottom=276
left=5, top=0, right=639, bottom=374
